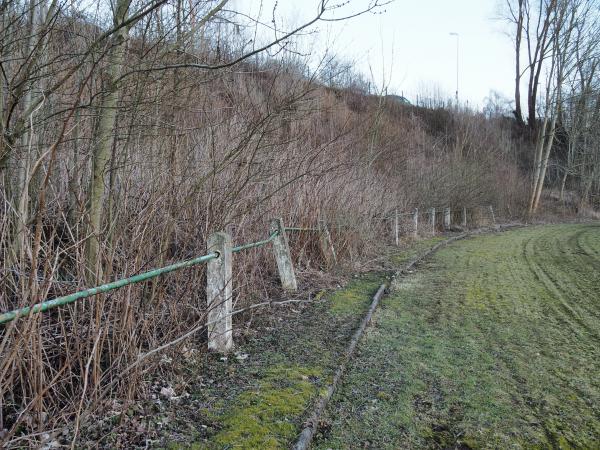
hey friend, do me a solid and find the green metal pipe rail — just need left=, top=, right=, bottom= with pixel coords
left=231, top=231, right=279, bottom=253
left=0, top=231, right=280, bottom=325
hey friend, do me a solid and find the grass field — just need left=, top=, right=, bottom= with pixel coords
left=316, top=224, right=600, bottom=449
left=158, top=226, right=599, bottom=449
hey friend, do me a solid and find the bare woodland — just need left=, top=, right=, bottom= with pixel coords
left=506, top=0, right=600, bottom=212
left=0, top=0, right=599, bottom=446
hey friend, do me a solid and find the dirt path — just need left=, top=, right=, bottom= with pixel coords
left=314, top=224, right=600, bottom=449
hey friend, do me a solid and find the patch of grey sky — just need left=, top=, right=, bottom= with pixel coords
left=230, top=0, right=518, bottom=111
left=76, top=0, right=520, bottom=111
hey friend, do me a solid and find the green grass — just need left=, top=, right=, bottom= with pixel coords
left=328, top=274, right=383, bottom=317
left=316, top=224, right=600, bottom=449
left=387, top=235, right=447, bottom=267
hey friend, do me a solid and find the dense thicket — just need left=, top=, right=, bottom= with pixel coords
left=0, top=0, right=596, bottom=446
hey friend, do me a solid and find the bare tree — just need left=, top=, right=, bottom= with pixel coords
left=505, top=0, right=557, bottom=132
left=559, top=12, right=599, bottom=201
left=506, top=0, right=598, bottom=213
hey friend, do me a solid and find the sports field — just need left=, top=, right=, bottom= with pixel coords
left=316, top=224, right=600, bottom=448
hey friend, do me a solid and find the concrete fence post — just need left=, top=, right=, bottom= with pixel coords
left=489, top=205, right=496, bottom=226
left=413, top=208, right=419, bottom=238
left=462, top=207, right=467, bottom=228
left=270, top=218, right=298, bottom=291
left=207, top=232, right=233, bottom=353
left=394, top=209, right=399, bottom=246
left=319, top=220, right=337, bottom=267
left=444, top=207, right=451, bottom=230
left=429, top=208, right=436, bottom=235
left=473, top=206, right=481, bottom=227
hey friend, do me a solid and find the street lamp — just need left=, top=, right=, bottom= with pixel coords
left=449, top=32, right=459, bottom=105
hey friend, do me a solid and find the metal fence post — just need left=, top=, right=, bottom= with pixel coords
left=413, top=208, right=419, bottom=238
left=319, top=220, right=337, bottom=267
left=270, top=218, right=298, bottom=291
left=430, top=208, right=436, bottom=235
left=207, top=232, right=233, bottom=353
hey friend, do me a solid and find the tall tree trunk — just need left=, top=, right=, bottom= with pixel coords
left=528, top=114, right=549, bottom=214
left=532, top=112, right=558, bottom=212
left=68, top=105, right=82, bottom=227
left=85, top=0, right=131, bottom=282
left=525, top=0, right=556, bottom=132
left=11, top=0, right=48, bottom=263
left=559, top=169, right=568, bottom=201
left=579, top=175, right=593, bottom=210
left=514, top=0, right=524, bottom=126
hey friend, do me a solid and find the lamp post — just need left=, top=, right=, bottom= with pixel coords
left=449, top=32, right=459, bottom=105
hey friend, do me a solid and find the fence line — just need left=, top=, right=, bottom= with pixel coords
left=0, top=232, right=280, bottom=326
left=0, top=252, right=219, bottom=325
left=0, top=205, right=497, bottom=351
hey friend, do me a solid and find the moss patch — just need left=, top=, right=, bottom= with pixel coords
left=328, top=274, right=383, bottom=317
left=211, top=365, right=323, bottom=449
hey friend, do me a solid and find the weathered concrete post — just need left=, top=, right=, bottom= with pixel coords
left=462, top=207, right=467, bottom=228
left=429, top=208, right=436, bottom=235
left=319, top=220, right=337, bottom=266
left=270, top=218, right=297, bottom=291
left=394, top=209, right=399, bottom=246
left=489, top=205, right=496, bottom=226
left=413, top=208, right=419, bottom=238
left=472, top=206, right=481, bottom=227
left=207, top=232, right=233, bottom=353
left=444, top=207, right=451, bottom=230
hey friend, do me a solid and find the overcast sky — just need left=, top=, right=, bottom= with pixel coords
left=232, top=0, right=515, bottom=110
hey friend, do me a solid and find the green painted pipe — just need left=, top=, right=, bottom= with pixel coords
left=0, top=230, right=285, bottom=325
left=0, top=253, right=220, bottom=325
left=232, top=231, right=279, bottom=253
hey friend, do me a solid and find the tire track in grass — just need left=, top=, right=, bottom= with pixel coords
left=553, top=227, right=600, bottom=322
left=522, top=229, right=600, bottom=432
left=481, top=227, right=598, bottom=440
left=567, top=227, right=600, bottom=303
left=314, top=224, right=600, bottom=449
left=523, top=230, right=586, bottom=338
left=465, top=226, right=600, bottom=441
left=459, top=232, right=566, bottom=444
left=577, top=225, right=600, bottom=259
left=524, top=227, right=600, bottom=341
left=527, top=226, right=600, bottom=421
left=485, top=226, right=600, bottom=440
left=521, top=228, right=600, bottom=397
